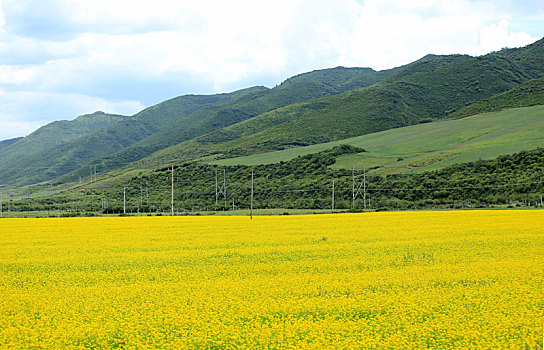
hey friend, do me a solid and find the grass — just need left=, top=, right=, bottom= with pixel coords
left=449, top=77, right=544, bottom=118
left=212, top=105, right=544, bottom=174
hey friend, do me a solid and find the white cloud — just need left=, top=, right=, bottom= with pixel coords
left=2, top=120, right=44, bottom=139
left=0, top=65, right=37, bottom=85
left=0, top=0, right=541, bottom=140
left=0, top=91, right=144, bottom=139
left=333, top=0, right=539, bottom=69
left=478, top=20, right=536, bottom=53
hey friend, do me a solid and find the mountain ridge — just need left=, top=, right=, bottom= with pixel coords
left=2, top=37, right=544, bottom=191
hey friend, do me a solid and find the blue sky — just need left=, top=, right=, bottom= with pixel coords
left=0, top=0, right=542, bottom=140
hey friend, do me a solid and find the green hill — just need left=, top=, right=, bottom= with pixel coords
left=0, top=89, right=262, bottom=186
left=0, top=111, right=126, bottom=155
left=0, top=137, right=23, bottom=150
left=58, top=67, right=396, bottom=182
left=3, top=38, right=544, bottom=190
left=134, top=39, right=544, bottom=166
left=449, top=77, right=544, bottom=117
left=279, top=66, right=398, bottom=92
left=2, top=66, right=391, bottom=187
left=212, top=105, right=544, bottom=175
left=14, top=145, right=544, bottom=214
left=0, top=111, right=126, bottom=182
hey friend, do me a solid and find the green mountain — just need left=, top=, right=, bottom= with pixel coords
left=0, top=137, right=23, bottom=150
left=3, top=37, right=544, bottom=191
left=279, top=66, right=398, bottom=92
left=0, top=111, right=126, bottom=181
left=0, top=89, right=263, bottom=186
left=131, top=38, right=544, bottom=167
left=212, top=105, right=544, bottom=175
left=1, top=111, right=126, bottom=155
left=449, top=77, right=544, bottom=118
left=1, top=65, right=394, bottom=187
left=57, top=67, right=395, bottom=183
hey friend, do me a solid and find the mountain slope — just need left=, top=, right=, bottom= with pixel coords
left=211, top=105, right=544, bottom=175
left=0, top=90, right=262, bottom=186
left=279, top=66, right=398, bottom=92
left=1, top=111, right=126, bottom=154
left=449, top=77, right=544, bottom=118
left=4, top=37, right=544, bottom=190
left=0, top=112, right=126, bottom=177
left=2, top=66, right=395, bottom=186
left=134, top=38, right=544, bottom=166
left=58, top=67, right=397, bottom=182
left=0, top=137, right=23, bottom=150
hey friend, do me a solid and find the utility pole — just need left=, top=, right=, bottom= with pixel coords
left=223, top=169, right=227, bottom=208
left=215, top=168, right=227, bottom=209
left=250, top=169, right=254, bottom=220
left=331, top=180, right=335, bottom=214
left=352, top=166, right=355, bottom=209
left=123, top=186, right=126, bottom=214
left=140, top=181, right=143, bottom=206
left=363, top=165, right=366, bottom=210
left=540, top=188, right=543, bottom=207
left=171, top=166, right=174, bottom=216
left=352, top=165, right=366, bottom=210
left=89, top=165, right=97, bottom=183
left=1, top=191, right=3, bottom=218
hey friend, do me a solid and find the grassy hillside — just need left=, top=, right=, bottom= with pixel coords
left=2, top=66, right=392, bottom=187
left=136, top=38, right=544, bottom=166
left=11, top=145, right=544, bottom=213
left=449, top=77, right=544, bottom=118
left=0, top=137, right=23, bottom=150
left=60, top=68, right=396, bottom=182
left=212, top=105, right=544, bottom=175
left=279, top=66, right=398, bottom=92
left=96, top=82, right=338, bottom=162
left=4, top=38, right=544, bottom=190
left=0, top=89, right=262, bottom=186
left=0, top=111, right=126, bottom=157
left=0, top=112, right=126, bottom=181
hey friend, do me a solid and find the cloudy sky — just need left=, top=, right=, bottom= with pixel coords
left=0, top=0, right=542, bottom=140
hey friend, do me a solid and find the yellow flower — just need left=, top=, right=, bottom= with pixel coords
left=0, top=210, right=542, bottom=348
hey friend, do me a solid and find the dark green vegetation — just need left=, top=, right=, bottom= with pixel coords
left=0, top=111, right=126, bottom=185
left=0, top=137, right=23, bottom=151
left=450, top=77, right=544, bottom=118
left=0, top=111, right=126, bottom=158
left=0, top=66, right=398, bottom=187
left=213, top=105, right=544, bottom=174
left=0, top=90, right=260, bottom=186
left=130, top=38, right=544, bottom=165
left=1, top=37, right=544, bottom=210
left=6, top=146, right=543, bottom=215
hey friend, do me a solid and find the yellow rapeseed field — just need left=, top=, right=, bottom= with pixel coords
left=0, top=210, right=542, bottom=349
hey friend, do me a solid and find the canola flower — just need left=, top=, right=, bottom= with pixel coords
left=0, top=210, right=542, bottom=349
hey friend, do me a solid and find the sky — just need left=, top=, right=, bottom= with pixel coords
left=0, top=0, right=542, bottom=141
